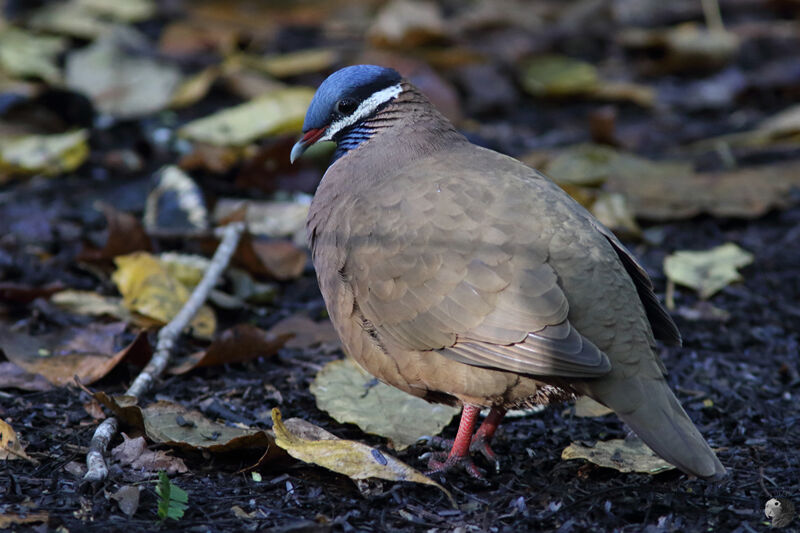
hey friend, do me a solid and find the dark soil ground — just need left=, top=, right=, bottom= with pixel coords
left=2, top=206, right=799, bottom=532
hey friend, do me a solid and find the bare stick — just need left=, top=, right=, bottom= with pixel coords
left=84, top=222, right=246, bottom=482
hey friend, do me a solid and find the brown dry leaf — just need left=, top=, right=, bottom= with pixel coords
left=112, top=252, right=216, bottom=339
left=664, top=243, right=754, bottom=299
left=170, top=66, right=221, bottom=109
left=234, top=236, right=307, bottom=281
left=310, top=358, right=459, bottom=450
left=0, top=511, right=49, bottom=529
left=267, top=314, right=340, bottom=351
left=0, top=418, right=35, bottom=462
left=78, top=202, right=153, bottom=262
left=541, top=144, right=800, bottom=220
left=271, top=408, right=454, bottom=505
left=111, top=433, right=187, bottom=474
left=159, top=20, right=239, bottom=58
left=0, top=325, right=151, bottom=386
left=368, top=0, right=446, bottom=48
left=562, top=438, right=675, bottom=474
left=0, top=362, right=54, bottom=392
left=170, top=324, right=291, bottom=375
left=109, top=484, right=141, bottom=517
left=0, top=281, right=64, bottom=304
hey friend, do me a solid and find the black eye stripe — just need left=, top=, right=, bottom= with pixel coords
left=336, top=99, right=358, bottom=114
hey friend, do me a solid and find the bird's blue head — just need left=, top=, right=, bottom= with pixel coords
left=290, top=65, right=403, bottom=163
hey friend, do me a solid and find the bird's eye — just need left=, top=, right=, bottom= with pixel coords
left=336, top=99, right=357, bottom=115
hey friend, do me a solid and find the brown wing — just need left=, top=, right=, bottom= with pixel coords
left=341, top=155, right=611, bottom=379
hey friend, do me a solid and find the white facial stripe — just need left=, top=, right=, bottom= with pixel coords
left=318, top=83, right=403, bottom=142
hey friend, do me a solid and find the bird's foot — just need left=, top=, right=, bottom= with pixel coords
left=421, top=450, right=485, bottom=479
left=417, top=435, right=500, bottom=474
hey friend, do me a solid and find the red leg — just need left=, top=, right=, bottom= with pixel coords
left=470, top=407, right=506, bottom=471
left=425, top=404, right=483, bottom=478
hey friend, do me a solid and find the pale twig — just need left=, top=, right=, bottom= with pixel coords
left=83, top=222, right=245, bottom=483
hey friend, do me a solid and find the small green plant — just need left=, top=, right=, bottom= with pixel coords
left=155, top=471, right=188, bottom=521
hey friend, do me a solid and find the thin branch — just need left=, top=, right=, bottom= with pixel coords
left=83, top=222, right=245, bottom=483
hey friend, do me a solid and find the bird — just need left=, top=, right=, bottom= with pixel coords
left=290, top=64, right=726, bottom=480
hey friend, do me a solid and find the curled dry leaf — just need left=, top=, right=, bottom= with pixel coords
left=0, top=418, right=35, bottom=462
left=110, top=485, right=141, bottom=518
left=112, top=251, right=216, bottom=339
left=51, top=290, right=133, bottom=322
left=271, top=408, right=454, bottom=506
left=562, top=438, right=675, bottom=474
left=143, top=166, right=209, bottom=232
left=310, top=358, right=459, bottom=450
left=0, top=324, right=151, bottom=386
left=169, top=324, right=291, bottom=375
left=664, top=243, right=754, bottom=299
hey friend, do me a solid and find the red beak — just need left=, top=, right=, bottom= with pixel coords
left=290, top=127, right=326, bottom=163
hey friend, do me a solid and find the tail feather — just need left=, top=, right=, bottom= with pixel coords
left=587, top=376, right=726, bottom=480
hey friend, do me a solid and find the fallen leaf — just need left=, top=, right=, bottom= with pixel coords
left=571, top=396, right=613, bottom=418
left=109, top=485, right=141, bottom=517
left=93, top=394, right=279, bottom=458
left=0, top=511, right=49, bottom=529
left=234, top=236, right=307, bottom=281
left=0, top=362, right=54, bottom=392
left=169, top=324, right=291, bottom=375
left=267, top=314, right=340, bottom=351
left=0, top=281, right=65, bottom=303
left=0, top=418, right=35, bottom=462
left=0, top=325, right=151, bottom=386
left=112, top=252, right=216, bottom=339
left=368, top=0, right=445, bottom=48
left=237, top=48, right=339, bottom=78
left=310, top=358, right=459, bottom=450
left=51, top=290, right=133, bottom=322
left=520, top=55, right=599, bottom=97
left=159, top=253, right=210, bottom=289
left=213, top=199, right=309, bottom=241
left=143, top=166, right=209, bottom=232
left=65, top=28, right=183, bottom=118
left=111, top=433, right=187, bottom=474
left=178, top=87, right=314, bottom=146
left=0, top=130, right=89, bottom=178
left=590, top=192, right=641, bottom=238
left=169, top=66, right=220, bottom=108
left=271, top=408, right=453, bottom=504
left=29, top=0, right=155, bottom=39
left=561, top=438, right=675, bottom=474
left=78, top=202, right=153, bottom=261
left=664, top=243, right=754, bottom=299
left=0, top=27, right=67, bottom=83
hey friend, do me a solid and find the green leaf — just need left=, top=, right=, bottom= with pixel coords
left=155, top=471, right=188, bottom=521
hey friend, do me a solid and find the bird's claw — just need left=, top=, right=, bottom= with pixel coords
left=425, top=452, right=486, bottom=480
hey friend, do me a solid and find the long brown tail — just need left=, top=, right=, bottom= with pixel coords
left=585, top=376, right=726, bottom=480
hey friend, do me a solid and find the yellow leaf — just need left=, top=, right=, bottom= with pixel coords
left=0, top=27, right=67, bottom=83
left=520, top=55, right=599, bottom=97
left=0, top=130, right=89, bottom=178
left=664, top=243, right=754, bottom=299
left=237, top=48, right=339, bottom=79
left=562, top=438, right=674, bottom=474
left=112, top=252, right=216, bottom=339
left=270, top=408, right=454, bottom=505
left=0, top=418, right=36, bottom=463
left=178, top=87, right=314, bottom=146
